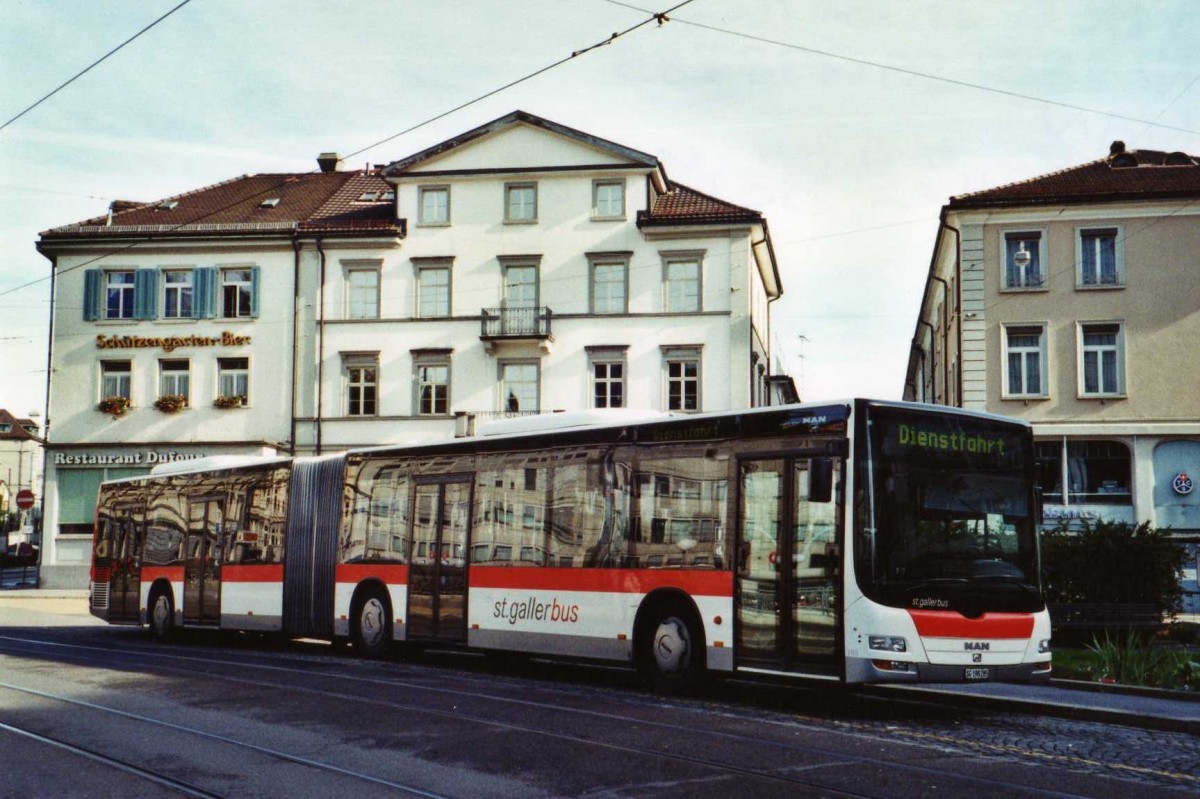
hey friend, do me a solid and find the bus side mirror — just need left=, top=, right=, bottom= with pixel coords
left=809, top=458, right=834, bottom=503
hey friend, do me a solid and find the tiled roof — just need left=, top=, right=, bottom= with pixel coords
left=950, top=144, right=1200, bottom=208
left=0, top=409, right=41, bottom=443
left=41, top=171, right=398, bottom=240
left=638, top=182, right=764, bottom=227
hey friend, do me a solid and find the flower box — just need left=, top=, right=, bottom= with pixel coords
left=97, top=396, right=131, bottom=419
left=154, top=395, right=188, bottom=414
left=212, top=395, right=245, bottom=409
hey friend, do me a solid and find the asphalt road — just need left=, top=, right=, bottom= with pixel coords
left=0, top=602, right=1197, bottom=799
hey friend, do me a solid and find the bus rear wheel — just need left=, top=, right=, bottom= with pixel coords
left=352, top=587, right=392, bottom=659
left=639, top=600, right=705, bottom=694
left=148, top=588, right=174, bottom=642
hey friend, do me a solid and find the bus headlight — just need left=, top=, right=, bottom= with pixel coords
left=1038, top=638, right=1051, bottom=654
left=869, top=635, right=907, bottom=653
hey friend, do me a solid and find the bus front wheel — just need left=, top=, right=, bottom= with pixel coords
left=352, top=587, right=392, bottom=659
left=149, top=588, right=174, bottom=642
left=638, top=600, right=705, bottom=694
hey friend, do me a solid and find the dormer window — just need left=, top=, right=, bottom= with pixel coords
left=259, top=197, right=281, bottom=208
left=357, top=192, right=380, bottom=202
left=157, top=201, right=178, bottom=211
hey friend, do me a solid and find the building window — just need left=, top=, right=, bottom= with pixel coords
left=588, top=253, right=630, bottom=314
left=499, top=362, right=539, bottom=413
left=1003, top=231, right=1045, bottom=290
left=418, top=186, right=450, bottom=225
left=1079, top=322, right=1124, bottom=397
left=503, top=263, right=539, bottom=309
left=662, top=252, right=703, bottom=312
left=1077, top=227, right=1123, bottom=288
left=344, top=354, right=378, bottom=416
left=1002, top=324, right=1047, bottom=398
left=345, top=266, right=380, bottom=320
left=106, top=271, right=136, bottom=319
left=662, top=347, right=701, bottom=412
left=159, top=359, right=190, bottom=404
left=414, top=352, right=451, bottom=416
left=101, top=360, right=132, bottom=401
left=415, top=262, right=451, bottom=318
left=162, top=270, right=194, bottom=319
left=1035, top=438, right=1131, bottom=505
left=504, top=183, right=537, bottom=223
left=221, top=268, right=255, bottom=318
left=217, top=357, right=249, bottom=405
left=588, top=347, right=627, bottom=409
left=593, top=179, right=625, bottom=219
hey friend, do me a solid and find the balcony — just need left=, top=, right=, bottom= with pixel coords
left=480, top=306, right=553, bottom=354
left=454, top=409, right=564, bottom=438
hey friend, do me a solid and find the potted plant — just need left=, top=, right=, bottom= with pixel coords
left=212, top=394, right=244, bottom=409
left=97, top=396, right=131, bottom=419
left=154, top=394, right=188, bottom=414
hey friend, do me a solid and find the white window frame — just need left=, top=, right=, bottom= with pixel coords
left=217, top=357, right=250, bottom=405
left=344, top=263, right=381, bottom=320
left=413, top=351, right=451, bottom=417
left=414, top=260, right=452, bottom=318
left=343, top=353, right=379, bottom=417
left=1000, top=323, right=1048, bottom=399
left=504, top=182, right=538, bottom=223
left=221, top=267, right=254, bottom=318
left=661, top=250, right=704, bottom=313
left=587, top=346, right=628, bottom=409
left=158, top=359, right=190, bottom=403
left=661, top=346, right=701, bottom=412
left=1075, top=226, right=1124, bottom=289
left=587, top=252, right=630, bottom=315
left=499, top=361, right=540, bottom=414
left=1077, top=321, right=1126, bottom=398
left=418, top=185, right=450, bottom=226
left=592, top=179, right=626, bottom=220
left=100, top=360, right=132, bottom=401
left=106, top=270, right=135, bottom=320
left=1000, top=230, right=1047, bottom=291
left=161, top=269, right=194, bottom=319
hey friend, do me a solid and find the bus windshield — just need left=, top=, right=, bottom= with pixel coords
left=856, top=404, right=1043, bottom=614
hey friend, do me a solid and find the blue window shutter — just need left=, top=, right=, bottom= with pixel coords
left=195, top=267, right=218, bottom=318
left=249, top=266, right=261, bottom=318
left=82, top=269, right=102, bottom=321
left=133, top=269, right=158, bottom=319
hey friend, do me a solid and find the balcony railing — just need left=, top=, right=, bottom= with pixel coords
left=480, top=306, right=552, bottom=340
left=454, top=409, right=563, bottom=438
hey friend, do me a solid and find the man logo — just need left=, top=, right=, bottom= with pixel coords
left=964, top=641, right=990, bottom=651
left=972, top=653, right=983, bottom=663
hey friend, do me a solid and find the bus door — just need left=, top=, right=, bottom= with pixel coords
left=110, top=503, right=144, bottom=623
left=407, top=476, right=472, bottom=642
left=184, top=495, right=224, bottom=624
left=736, top=456, right=842, bottom=672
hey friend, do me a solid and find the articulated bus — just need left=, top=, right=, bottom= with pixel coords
left=89, top=400, right=1051, bottom=689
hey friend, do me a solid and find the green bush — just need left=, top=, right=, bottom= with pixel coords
left=1041, top=519, right=1187, bottom=617
left=1083, top=633, right=1200, bottom=690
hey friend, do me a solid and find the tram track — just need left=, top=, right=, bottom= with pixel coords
left=3, top=633, right=1182, bottom=799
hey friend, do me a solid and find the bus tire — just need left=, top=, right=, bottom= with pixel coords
left=352, top=586, right=392, bottom=659
left=148, top=587, right=175, bottom=643
left=638, top=599, right=706, bottom=695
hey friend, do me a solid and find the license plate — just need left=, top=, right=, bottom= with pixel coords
left=964, top=667, right=991, bottom=681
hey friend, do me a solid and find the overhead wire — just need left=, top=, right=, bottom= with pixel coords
left=0, top=0, right=194, bottom=133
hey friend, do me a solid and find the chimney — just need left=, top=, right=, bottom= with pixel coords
left=1109, top=140, right=1126, bottom=156
left=317, top=152, right=341, bottom=173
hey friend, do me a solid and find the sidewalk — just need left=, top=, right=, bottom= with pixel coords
left=0, top=588, right=90, bottom=616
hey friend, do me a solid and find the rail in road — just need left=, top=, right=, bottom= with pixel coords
left=0, top=630, right=1197, bottom=798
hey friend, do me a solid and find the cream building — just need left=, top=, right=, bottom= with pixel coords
left=903, top=142, right=1200, bottom=611
left=36, top=111, right=784, bottom=588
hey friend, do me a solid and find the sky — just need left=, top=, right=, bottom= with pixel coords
left=2, top=0, right=1199, bottom=420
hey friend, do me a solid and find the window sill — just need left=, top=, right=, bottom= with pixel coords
left=1077, top=393, right=1127, bottom=401
left=591, top=215, right=627, bottom=222
left=415, top=222, right=451, bottom=228
left=998, top=286, right=1050, bottom=294
left=1000, top=394, right=1050, bottom=402
left=503, top=219, right=538, bottom=226
left=1075, top=283, right=1125, bottom=291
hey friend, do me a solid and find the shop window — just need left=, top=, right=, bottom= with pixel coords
left=1035, top=439, right=1131, bottom=505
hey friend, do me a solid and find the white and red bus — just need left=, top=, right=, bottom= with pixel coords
left=89, top=400, right=1051, bottom=689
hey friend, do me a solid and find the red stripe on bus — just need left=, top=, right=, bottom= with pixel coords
left=140, top=566, right=184, bottom=582
left=336, top=563, right=410, bottom=584
left=908, top=610, right=1035, bottom=639
left=469, top=567, right=734, bottom=597
left=223, top=564, right=285, bottom=583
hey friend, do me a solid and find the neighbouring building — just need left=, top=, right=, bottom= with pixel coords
left=0, top=409, right=43, bottom=528
left=903, top=141, right=1200, bottom=612
left=36, top=110, right=785, bottom=588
